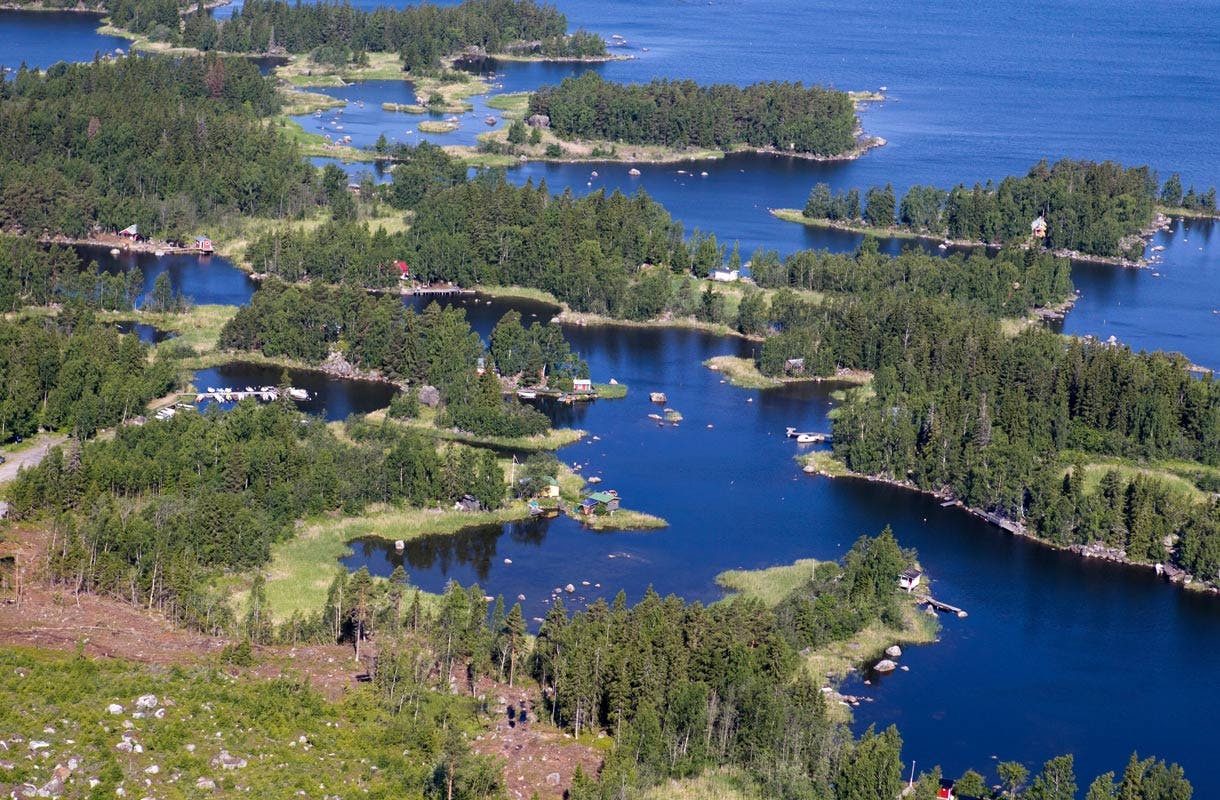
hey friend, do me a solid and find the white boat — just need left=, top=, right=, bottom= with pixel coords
left=516, top=389, right=538, bottom=399
left=649, top=391, right=667, bottom=403
left=628, top=168, right=641, bottom=176
left=648, top=413, right=662, bottom=421
left=587, top=476, right=602, bottom=484
left=109, top=248, right=121, bottom=256
left=796, top=433, right=818, bottom=444
left=154, top=249, right=164, bottom=256
left=287, top=388, right=309, bottom=401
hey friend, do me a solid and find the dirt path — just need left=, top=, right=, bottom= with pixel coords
left=0, top=433, right=67, bottom=484
left=472, top=679, right=603, bottom=800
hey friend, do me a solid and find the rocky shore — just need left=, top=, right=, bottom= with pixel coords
left=803, top=460, right=1216, bottom=594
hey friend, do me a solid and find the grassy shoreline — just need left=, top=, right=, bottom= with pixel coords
left=716, top=558, right=938, bottom=684
left=1155, top=204, right=1220, bottom=220
left=367, top=407, right=586, bottom=452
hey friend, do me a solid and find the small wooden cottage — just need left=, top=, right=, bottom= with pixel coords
left=118, top=223, right=139, bottom=239
left=572, top=378, right=593, bottom=394
left=580, top=490, right=620, bottom=516
left=542, top=477, right=561, bottom=499
left=194, top=235, right=214, bottom=254
left=1030, top=215, right=1048, bottom=238
left=784, top=357, right=806, bottom=375
left=898, top=567, right=922, bottom=592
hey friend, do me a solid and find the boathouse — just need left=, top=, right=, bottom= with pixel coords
left=899, top=567, right=922, bottom=592
left=580, top=490, right=620, bottom=516
left=194, top=235, right=214, bottom=254
left=572, top=378, right=593, bottom=394
left=1030, top=215, right=1048, bottom=238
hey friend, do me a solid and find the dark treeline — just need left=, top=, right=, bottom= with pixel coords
left=1159, top=173, right=1218, bottom=214
left=0, top=55, right=314, bottom=239
left=767, top=283, right=1220, bottom=579
left=218, top=279, right=577, bottom=436
left=801, top=160, right=1178, bottom=258
left=0, top=312, right=173, bottom=442
left=0, top=235, right=142, bottom=312
left=157, top=0, right=604, bottom=68
left=256, top=151, right=1074, bottom=329
left=750, top=241, right=1074, bottom=318
left=529, top=71, right=859, bottom=155
left=9, top=402, right=506, bottom=629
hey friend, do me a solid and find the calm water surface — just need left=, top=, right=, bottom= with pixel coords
left=0, top=9, right=129, bottom=68
left=192, top=363, right=397, bottom=421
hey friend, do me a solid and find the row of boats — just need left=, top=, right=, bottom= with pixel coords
left=196, top=386, right=310, bottom=402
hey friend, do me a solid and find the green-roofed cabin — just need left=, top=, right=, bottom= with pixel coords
left=580, top=490, right=620, bottom=516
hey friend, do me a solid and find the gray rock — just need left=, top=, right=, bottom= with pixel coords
left=417, top=385, right=441, bottom=408
left=527, top=114, right=550, bottom=129
left=134, top=695, right=158, bottom=711
left=885, top=645, right=902, bottom=658
left=106, top=704, right=124, bottom=715
left=212, top=751, right=247, bottom=770
left=195, top=777, right=216, bottom=791
left=545, top=772, right=561, bottom=786
left=874, top=659, right=897, bottom=673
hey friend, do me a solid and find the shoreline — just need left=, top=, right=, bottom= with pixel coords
left=772, top=208, right=1176, bottom=269
left=799, top=454, right=1217, bottom=595
left=471, top=133, right=885, bottom=167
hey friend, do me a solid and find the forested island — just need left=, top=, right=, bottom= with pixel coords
left=475, top=71, right=877, bottom=162
left=775, top=159, right=1218, bottom=262
left=103, top=0, right=609, bottom=66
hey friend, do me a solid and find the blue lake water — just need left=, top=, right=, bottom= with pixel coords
left=0, top=9, right=129, bottom=69
left=78, top=245, right=257, bottom=308
left=192, top=363, right=397, bottom=421
left=6, top=0, right=1220, bottom=789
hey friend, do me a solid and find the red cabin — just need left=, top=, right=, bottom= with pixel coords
left=395, top=260, right=410, bottom=279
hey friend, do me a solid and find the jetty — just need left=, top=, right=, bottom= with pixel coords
left=195, top=386, right=310, bottom=403
left=924, top=597, right=968, bottom=618
left=785, top=427, right=832, bottom=442
left=401, top=284, right=476, bottom=297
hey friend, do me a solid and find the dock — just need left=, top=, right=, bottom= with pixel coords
left=924, top=597, right=968, bottom=618
left=401, top=284, right=476, bottom=296
left=785, top=427, right=832, bottom=442
left=195, top=386, right=309, bottom=403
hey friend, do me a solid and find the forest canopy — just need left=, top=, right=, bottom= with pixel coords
left=529, top=71, right=860, bottom=155
left=0, top=55, right=315, bottom=239
left=152, top=0, right=605, bottom=68
left=799, top=159, right=1167, bottom=258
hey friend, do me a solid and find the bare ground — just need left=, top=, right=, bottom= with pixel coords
left=472, top=678, right=604, bottom=800
left=0, top=522, right=602, bottom=798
